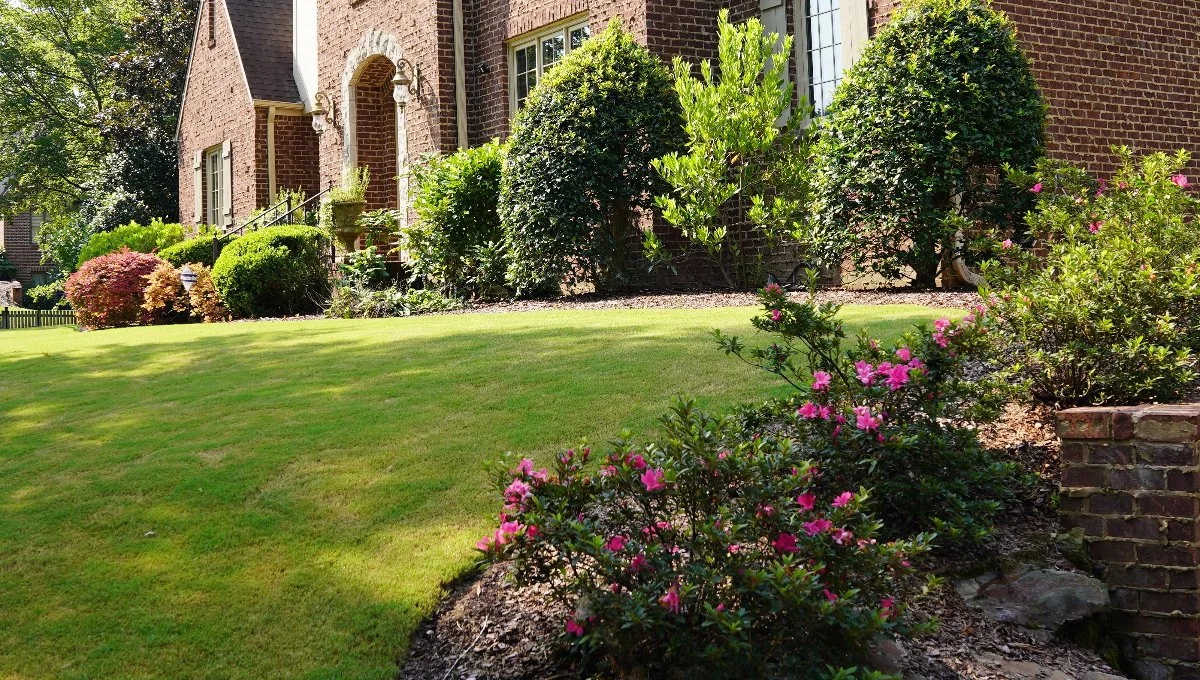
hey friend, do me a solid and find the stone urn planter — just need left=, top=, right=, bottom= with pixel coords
left=329, top=200, right=367, bottom=251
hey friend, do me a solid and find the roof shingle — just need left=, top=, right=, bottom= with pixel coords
left=225, top=0, right=300, bottom=103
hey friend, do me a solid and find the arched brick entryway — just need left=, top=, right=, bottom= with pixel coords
left=352, top=57, right=398, bottom=211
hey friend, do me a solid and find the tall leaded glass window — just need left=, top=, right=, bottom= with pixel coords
left=510, top=20, right=590, bottom=114
left=804, top=0, right=842, bottom=113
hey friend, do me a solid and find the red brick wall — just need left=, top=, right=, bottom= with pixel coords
left=870, top=0, right=1200, bottom=178
left=176, top=0, right=258, bottom=227
left=273, top=113, right=321, bottom=199
left=354, top=58, right=399, bottom=210
left=1, top=213, right=54, bottom=285
left=1058, top=405, right=1200, bottom=679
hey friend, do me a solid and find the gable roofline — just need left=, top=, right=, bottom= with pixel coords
left=174, top=0, right=256, bottom=141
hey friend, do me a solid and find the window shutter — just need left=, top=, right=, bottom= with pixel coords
left=220, top=139, right=233, bottom=227
left=841, top=0, right=871, bottom=67
left=759, top=0, right=789, bottom=122
left=193, top=150, right=203, bottom=225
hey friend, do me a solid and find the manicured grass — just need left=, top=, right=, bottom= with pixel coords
left=0, top=305, right=949, bottom=679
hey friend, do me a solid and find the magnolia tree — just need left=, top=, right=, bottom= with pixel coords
left=805, top=0, right=1045, bottom=288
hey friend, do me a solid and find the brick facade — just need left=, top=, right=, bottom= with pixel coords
left=0, top=213, right=54, bottom=287
left=1058, top=405, right=1200, bottom=679
left=871, top=0, right=1200, bottom=178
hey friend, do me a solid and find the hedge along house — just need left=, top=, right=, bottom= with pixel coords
left=176, top=0, right=1200, bottom=236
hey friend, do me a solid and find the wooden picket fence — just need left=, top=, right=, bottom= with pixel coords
left=1, top=307, right=77, bottom=330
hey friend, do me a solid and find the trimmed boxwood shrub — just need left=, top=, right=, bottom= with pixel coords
left=807, top=0, right=1045, bottom=287
left=211, top=225, right=330, bottom=318
left=76, top=219, right=186, bottom=268
left=65, top=247, right=166, bottom=329
left=500, top=19, right=684, bottom=294
left=160, top=233, right=237, bottom=267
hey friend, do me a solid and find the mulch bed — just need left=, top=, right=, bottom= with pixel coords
left=398, top=400, right=1130, bottom=680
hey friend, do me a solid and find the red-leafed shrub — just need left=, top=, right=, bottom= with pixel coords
left=65, top=247, right=165, bottom=329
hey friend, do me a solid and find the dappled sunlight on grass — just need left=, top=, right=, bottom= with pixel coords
left=0, top=304, right=954, bottom=679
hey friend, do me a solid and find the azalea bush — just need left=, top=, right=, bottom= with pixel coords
left=480, top=401, right=934, bottom=678
left=983, top=148, right=1200, bottom=406
left=64, top=247, right=165, bottom=329
left=718, top=282, right=1019, bottom=543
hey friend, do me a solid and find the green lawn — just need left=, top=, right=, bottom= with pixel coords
left=0, top=305, right=948, bottom=680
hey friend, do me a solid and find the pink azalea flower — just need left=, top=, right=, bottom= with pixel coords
left=757, top=504, right=774, bottom=517
left=796, top=492, right=816, bottom=511
left=895, top=346, right=911, bottom=362
left=475, top=535, right=494, bottom=551
left=772, top=532, right=799, bottom=553
left=832, top=491, right=854, bottom=508
left=811, top=371, right=832, bottom=392
left=527, top=525, right=539, bottom=539
left=1030, top=182, right=1043, bottom=194
left=640, top=468, right=666, bottom=492
left=880, top=597, right=895, bottom=619
left=770, top=308, right=782, bottom=322
left=854, top=360, right=876, bottom=386
left=716, top=603, right=726, bottom=613
left=1172, top=174, right=1189, bottom=188
left=886, top=364, right=910, bottom=391
left=504, top=479, right=531, bottom=505
left=1088, top=221, right=1102, bottom=234
left=628, top=454, right=648, bottom=470
left=853, top=406, right=882, bottom=432
left=728, top=544, right=740, bottom=554
left=934, top=317, right=951, bottom=332
left=763, top=282, right=783, bottom=294
left=605, top=535, right=627, bottom=552
left=823, top=589, right=839, bottom=602
left=610, top=582, right=620, bottom=593
left=515, top=458, right=534, bottom=476
left=629, top=553, right=648, bottom=572
left=803, top=518, right=833, bottom=536
left=566, top=618, right=584, bottom=636
left=831, top=527, right=854, bottom=545
left=659, top=586, right=681, bottom=614
left=797, top=401, right=820, bottom=419
left=718, top=449, right=730, bottom=460
left=818, top=405, right=832, bottom=420
left=932, top=331, right=948, bottom=348
left=1001, top=238, right=1013, bottom=250
left=601, top=465, right=618, bottom=477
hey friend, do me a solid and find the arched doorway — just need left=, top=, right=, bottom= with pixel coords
left=351, top=56, right=398, bottom=211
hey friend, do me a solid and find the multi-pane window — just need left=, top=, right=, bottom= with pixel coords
left=29, top=212, right=46, bottom=244
left=510, top=20, right=590, bottom=113
left=804, top=0, right=843, bottom=113
left=205, top=145, right=224, bottom=226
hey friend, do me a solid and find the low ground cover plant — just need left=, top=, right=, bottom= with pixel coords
left=480, top=401, right=934, bottom=678
left=717, top=283, right=1019, bottom=544
left=984, top=148, right=1200, bottom=406
left=406, top=140, right=508, bottom=299
left=212, top=225, right=330, bottom=318
left=76, top=218, right=185, bottom=268
left=64, top=247, right=165, bottom=328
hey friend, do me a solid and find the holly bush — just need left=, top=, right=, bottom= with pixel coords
left=406, top=140, right=508, bottom=299
left=806, top=0, right=1045, bottom=287
left=64, top=247, right=165, bottom=328
left=717, top=283, right=1019, bottom=543
left=211, top=225, right=330, bottom=318
left=984, top=148, right=1200, bottom=406
left=500, top=19, right=684, bottom=294
left=480, top=401, right=934, bottom=678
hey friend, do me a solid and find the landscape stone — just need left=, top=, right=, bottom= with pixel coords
left=958, top=568, right=1110, bottom=630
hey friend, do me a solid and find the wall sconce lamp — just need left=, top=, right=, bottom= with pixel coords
left=392, top=59, right=424, bottom=106
left=310, top=91, right=337, bottom=135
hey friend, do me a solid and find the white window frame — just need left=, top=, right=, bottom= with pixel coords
left=792, top=0, right=869, bottom=117
left=205, top=145, right=224, bottom=226
left=29, top=212, right=47, bottom=245
left=508, top=17, right=590, bottom=116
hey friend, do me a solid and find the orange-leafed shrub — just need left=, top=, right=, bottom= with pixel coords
left=186, top=263, right=228, bottom=323
left=65, top=247, right=165, bottom=329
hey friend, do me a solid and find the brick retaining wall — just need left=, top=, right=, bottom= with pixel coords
left=1058, top=405, right=1200, bottom=679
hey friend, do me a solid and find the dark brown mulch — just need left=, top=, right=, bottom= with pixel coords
left=398, top=400, right=1129, bottom=679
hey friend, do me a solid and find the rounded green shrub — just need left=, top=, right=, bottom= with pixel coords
left=500, top=19, right=684, bottom=294
left=211, top=225, right=330, bottom=318
left=406, top=140, right=507, bottom=299
left=807, top=0, right=1045, bottom=287
left=77, top=218, right=186, bottom=268
left=0, top=250, right=17, bottom=281
left=159, top=233, right=237, bottom=267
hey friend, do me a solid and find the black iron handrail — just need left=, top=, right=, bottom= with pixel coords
left=224, top=182, right=334, bottom=237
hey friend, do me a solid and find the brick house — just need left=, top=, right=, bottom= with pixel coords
left=0, top=212, right=54, bottom=287
left=175, top=0, right=1200, bottom=233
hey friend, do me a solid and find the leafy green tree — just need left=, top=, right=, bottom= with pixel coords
left=806, top=0, right=1045, bottom=288
left=500, top=19, right=684, bottom=295
left=650, top=10, right=813, bottom=287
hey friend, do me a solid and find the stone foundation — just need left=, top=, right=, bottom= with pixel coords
left=1058, top=405, right=1200, bottom=679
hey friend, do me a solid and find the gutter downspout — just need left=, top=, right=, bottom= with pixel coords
left=267, top=105, right=278, bottom=200
left=452, top=0, right=468, bottom=149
